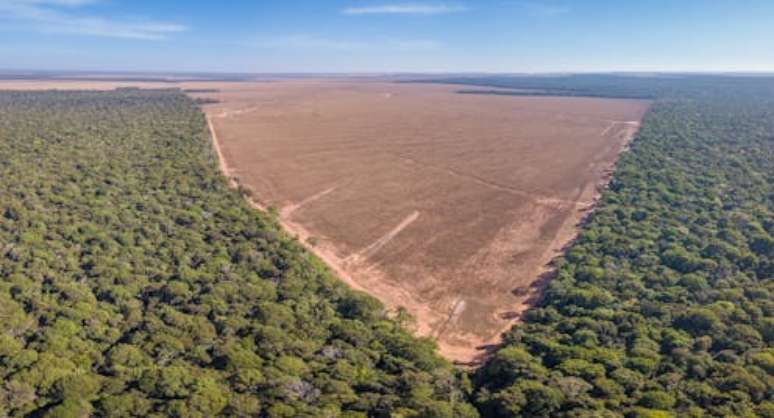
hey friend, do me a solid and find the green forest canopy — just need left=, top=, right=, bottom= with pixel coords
left=0, top=74, right=773, bottom=417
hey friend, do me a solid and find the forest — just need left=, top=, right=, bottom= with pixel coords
left=420, top=73, right=774, bottom=100
left=0, top=73, right=773, bottom=417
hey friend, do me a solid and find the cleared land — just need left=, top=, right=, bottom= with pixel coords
left=0, top=79, right=649, bottom=363
left=197, top=80, right=649, bottom=363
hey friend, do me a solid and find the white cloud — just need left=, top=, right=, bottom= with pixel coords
left=342, top=3, right=467, bottom=15
left=5, top=0, right=101, bottom=6
left=0, top=0, right=186, bottom=39
left=509, top=1, right=569, bottom=16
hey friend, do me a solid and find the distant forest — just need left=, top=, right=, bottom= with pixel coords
left=418, top=73, right=774, bottom=100
left=0, top=73, right=773, bottom=417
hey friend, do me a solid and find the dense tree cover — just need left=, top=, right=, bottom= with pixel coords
left=469, top=84, right=774, bottom=416
left=420, top=74, right=774, bottom=100
left=0, top=90, right=478, bottom=417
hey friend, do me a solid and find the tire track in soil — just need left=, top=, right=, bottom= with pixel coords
left=281, top=186, right=338, bottom=218
left=345, top=210, right=421, bottom=265
left=390, top=152, right=592, bottom=208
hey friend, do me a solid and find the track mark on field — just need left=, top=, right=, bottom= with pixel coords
left=600, top=122, right=616, bottom=137
left=434, top=298, right=467, bottom=340
left=213, top=106, right=262, bottom=119
left=393, top=152, right=590, bottom=208
left=601, top=120, right=640, bottom=136
left=347, top=210, right=420, bottom=264
left=281, top=186, right=337, bottom=217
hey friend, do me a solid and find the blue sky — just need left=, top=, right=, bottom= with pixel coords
left=1, top=0, right=773, bottom=73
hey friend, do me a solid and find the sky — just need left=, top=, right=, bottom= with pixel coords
left=1, top=0, right=773, bottom=73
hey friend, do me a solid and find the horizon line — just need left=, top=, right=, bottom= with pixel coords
left=2, top=69, right=774, bottom=77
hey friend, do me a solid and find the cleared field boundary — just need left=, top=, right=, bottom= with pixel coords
left=205, top=110, right=645, bottom=364
left=202, top=88, right=648, bottom=365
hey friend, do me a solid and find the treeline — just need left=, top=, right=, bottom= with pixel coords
left=416, top=73, right=774, bottom=100
left=0, top=90, right=478, bottom=417
left=469, top=82, right=774, bottom=416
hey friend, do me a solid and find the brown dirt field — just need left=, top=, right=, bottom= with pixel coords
left=197, top=80, right=649, bottom=363
left=0, top=79, right=649, bottom=364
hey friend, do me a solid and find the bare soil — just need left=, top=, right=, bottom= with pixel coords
left=197, top=80, right=649, bottom=363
